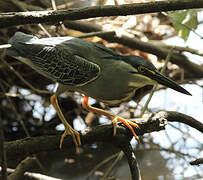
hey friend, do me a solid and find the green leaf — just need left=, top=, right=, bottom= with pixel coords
left=168, top=10, right=198, bottom=41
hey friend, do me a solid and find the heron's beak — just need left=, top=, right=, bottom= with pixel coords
left=150, top=71, right=192, bottom=96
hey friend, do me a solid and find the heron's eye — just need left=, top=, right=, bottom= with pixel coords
left=138, top=66, right=146, bottom=72
left=138, top=66, right=156, bottom=75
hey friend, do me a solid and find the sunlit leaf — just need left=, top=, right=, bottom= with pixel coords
left=168, top=10, right=198, bottom=41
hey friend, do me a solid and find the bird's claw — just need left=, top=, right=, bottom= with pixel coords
left=111, top=115, right=139, bottom=141
left=59, top=128, right=81, bottom=154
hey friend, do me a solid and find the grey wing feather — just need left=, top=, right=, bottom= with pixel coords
left=7, top=39, right=100, bottom=86
left=52, top=47, right=100, bottom=86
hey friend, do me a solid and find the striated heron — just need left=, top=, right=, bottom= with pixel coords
left=6, top=32, right=191, bottom=153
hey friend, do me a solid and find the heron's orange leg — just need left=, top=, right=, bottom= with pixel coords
left=82, top=96, right=139, bottom=140
left=51, top=94, right=81, bottom=153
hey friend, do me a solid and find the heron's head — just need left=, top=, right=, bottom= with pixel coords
left=125, top=55, right=191, bottom=95
left=104, top=55, right=191, bottom=95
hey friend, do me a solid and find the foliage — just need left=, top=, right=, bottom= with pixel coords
left=168, top=10, right=199, bottom=41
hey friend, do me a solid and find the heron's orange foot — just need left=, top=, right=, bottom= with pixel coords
left=50, top=94, right=81, bottom=154
left=82, top=96, right=139, bottom=141
left=60, top=127, right=81, bottom=154
left=111, top=116, right=139, bottom=141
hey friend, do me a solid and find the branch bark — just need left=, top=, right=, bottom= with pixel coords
left=190, top=158, right=203, bottom=165
left=157, top=111, right=203, bottom=133
left=5, top=112, right=167, bottom=160
left=4, top=110, right=202, bottom=180
left=8, top=157, right=37, bottom=180
left=0, top=167, right=62, bottom=180
left=5, top=110, right=202, bottom=161
left=0, top=0, right=203, bottom=28
left=120, top=143, right=141, bottom=180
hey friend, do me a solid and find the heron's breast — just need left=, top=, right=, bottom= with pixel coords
left=75, top=60, right=139, bottom=104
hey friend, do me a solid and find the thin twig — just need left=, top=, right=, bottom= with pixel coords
left=77, top=31, right=116, bottom=38
left=38, top=24, right=52, bottom=37
left=101, top=151, right=124, bottom=180
left=136, top=145, right=196, bottom=159
left=168, top=123, right=202, bottom=144
left=150, top=40, right=203, bottom=57
left=10, top=0, right=52, bottom=37
left=0, top=75, right=45, bottom=173
left=167, top=45, right=203, bottom=56
left=86, top=152, right=120, bottom=180
left=51, top=0, right=57, bottom=11
left=0, top=82, right=31, bottom=137
left=1, top=56, right=50, bottom=95
left=0, top=44, right=12, bottom=49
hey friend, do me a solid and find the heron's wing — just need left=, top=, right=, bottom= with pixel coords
left=7, top=42, right=100, bottom=86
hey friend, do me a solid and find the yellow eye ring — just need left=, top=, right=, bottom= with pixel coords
left=138, top=66, right=156, bottom=74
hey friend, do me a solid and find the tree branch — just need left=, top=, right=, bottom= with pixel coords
left=5, top=113, right=166, bottom=160
left=120, top=143, right=141, bottom=180
left=156, top=111, right=203, bottom=133
left=0, top=0, right=203, bottom=28
left=4, top=110, right=202, bottom=180
left=5, top=110, right=202, bottom=161
left=190, top=158, right=203, bottom=165
left=8, top=157, right=37, bottom=180
left=0, top=167, right=62, bottom=180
